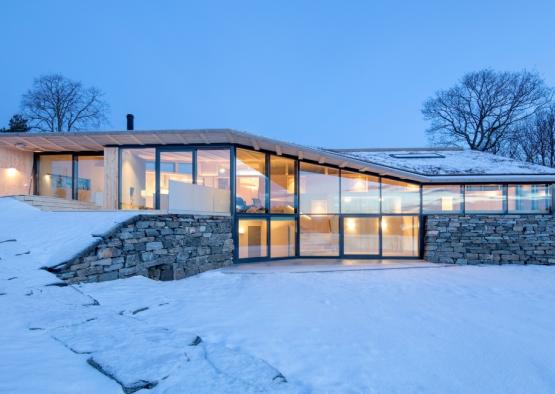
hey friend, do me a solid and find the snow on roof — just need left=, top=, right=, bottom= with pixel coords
left=324, top=148, right=555, bottom=177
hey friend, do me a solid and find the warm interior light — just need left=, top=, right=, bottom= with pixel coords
left=311, top=200, right=327, bottom=214
left=238, top=226, right=246, bottom=235
left=441, top=196, right=453, bottom=211
left=346, top=218, right=356, bottom=232
left=353, top=180, right=365, bottom=192
left=6, top=167, right=17, bottom=177
left=140, top=190, right=147, bottom=198
left=344, top=196, right=352, bottom=203
left=381, top=218, right=388, bottom=232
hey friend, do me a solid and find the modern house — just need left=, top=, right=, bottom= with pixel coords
left=1, top=123, right=555, bottom=267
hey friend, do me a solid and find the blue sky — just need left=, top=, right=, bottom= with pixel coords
left=1, top=0, right=555, bottom=148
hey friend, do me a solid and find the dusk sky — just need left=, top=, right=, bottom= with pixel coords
left=1, top=0, right=555, bottom=148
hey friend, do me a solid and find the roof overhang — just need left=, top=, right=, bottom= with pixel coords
left=1, top=129, right=554, bottom=183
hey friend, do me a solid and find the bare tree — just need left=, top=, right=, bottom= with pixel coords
left=422, top=69, right=553, bottom=152
left=510, top=106, right=555, bottom=167
left=21, top=74, right=109, bottom=132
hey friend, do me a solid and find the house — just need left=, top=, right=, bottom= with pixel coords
left=1, top=124, right=555, bottom=270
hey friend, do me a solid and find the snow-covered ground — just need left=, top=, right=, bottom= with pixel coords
left=1, top=197, right=555, bottom=393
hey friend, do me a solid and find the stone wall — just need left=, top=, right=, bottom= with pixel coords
left=50, top=214, right=233, bottom=283
left=424, top=215, right=555, bottom=265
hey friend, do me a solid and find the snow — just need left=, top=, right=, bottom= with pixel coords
left=2, top=197, right=555, bottom=393
left=327, top=148, right=555, bottom=176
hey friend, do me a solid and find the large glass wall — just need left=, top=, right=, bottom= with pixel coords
left=38, top=154, right=73, bottom=199
left=236, top=149, right=266, bottom=213
left=341, top=171, right=379, bottom=213
left=299, top=163, right=340, bottom=214
left=238, top=219, right=268, bottom=259
left=270, top=218, right=296, bottom=258
left=382, top=216, right=420, bottom=257
left=508, top=184, right=551, bottom=213
left=300, top=215, right=340, bottom=256
left=270, top=156, right=295, bottom=214
left=77, top=155, right=104, bottom=205
left=159, top=151, right=193, bottom=210
left=465, top=184, right=504, bottom=213
left=423, top=185, right=463, bottom=214
left=343, top=217, right=379, bottom=255
left=382, top=179, right=420, bottom=213
left=196, top=150, right=231, bottom=213
left=120, top=148, right=156, bottom=210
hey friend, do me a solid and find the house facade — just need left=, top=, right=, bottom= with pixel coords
left=1, top=128, right=555, bottom=265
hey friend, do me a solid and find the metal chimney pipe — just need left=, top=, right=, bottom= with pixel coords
left=126, top=114, right=134, bottom=131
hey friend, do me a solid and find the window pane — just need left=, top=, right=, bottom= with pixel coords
left=382, top=216, right=419, bottom=257
left=120, top=148, right=156, bottom=210
left=159, top=151, right=193, bottom=210
left=196, top=149, right=231, bottom=213
left=341, top=171, right=379, bottom=213
left=238, top=219, right=268, bottom=258
left=299, top=163, right=339, bottom=214
left=300, top=215, right=339, bottom=256
left=423, top=185, right=463, bottom=213
left=465, top=185, right=504, bottom=213
left=270, top=156, right=296, bottom=213
left=343, top=217, right=379, bottom=255
left=77, top=155, right=104, bottom=206
left=508, top=184, right=551, bottom=213
left=381, top=179, right=420, bottom=213
left=271, top=218, right=296, bottom=258
left=38, top=154, right=73, bottom=199
left=236, top=149, right=266, bottom=213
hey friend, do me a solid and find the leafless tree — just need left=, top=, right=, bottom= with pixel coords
left=21, top=74, right=109, bottom=132
left=422, top=69, right=553, bottom=153
left=510, top=106, right=555, bottom=167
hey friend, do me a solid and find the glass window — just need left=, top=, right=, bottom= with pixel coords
left=381, top=179, right=420, bottom=213
left=38, top=154, right=73, bottom=199
left=120, top=148, right=156, bottom=210
left=341, top=171, right=379, bottom=213
left=270, top=218, right=296, bottom=258
left=423, top=185, right=463, bottom=213
left=299, top=163, right=339, bottom=214
left=300, top=215, right=339, bottom=256
left=236, top=149, right=266, bottom=213
left=270, top=156, right=296, bottom=214
left=159, top=151, right=193, bottom=210
left=77, top=155, right=104, bottom=206
left=343, top=217, right=379, bottom=255
left=238, top=219, right=268, bottom=259
left=382, top=216, right=420, bottom=257
left=196, top=149, right=231, bottom=213
left=465, top=185, right=504, bottom=213
left=508, top=184, right=551, bottom=213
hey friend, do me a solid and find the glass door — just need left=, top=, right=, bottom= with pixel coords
left=157, top=149, right=194, bottom=210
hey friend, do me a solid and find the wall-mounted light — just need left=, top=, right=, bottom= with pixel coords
left=238, top=226, right=246, bottom=235
left=4, top=167, right=17, bottom=177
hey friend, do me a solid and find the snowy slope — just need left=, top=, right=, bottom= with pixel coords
left=328, top=148, right=555, bottom=176
left=2, top=197, right=555, bottom=393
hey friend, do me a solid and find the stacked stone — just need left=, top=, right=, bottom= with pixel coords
left=52, top=215, right=233, bottom=283
left=424, top=215, right=555, bottom=265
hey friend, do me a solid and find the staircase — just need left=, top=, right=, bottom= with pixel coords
left=11, top=195, right=104, bottom=211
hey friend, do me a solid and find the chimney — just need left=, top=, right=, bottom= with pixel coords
left=126, top=114, right=134, bottom=131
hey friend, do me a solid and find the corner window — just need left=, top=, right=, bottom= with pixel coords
left=423, top=185, right=463, bottom=214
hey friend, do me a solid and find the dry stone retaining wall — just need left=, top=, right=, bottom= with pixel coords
left=424, top=215, right=555, bottom=265
left=50, top=214, right=233, bottom=284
